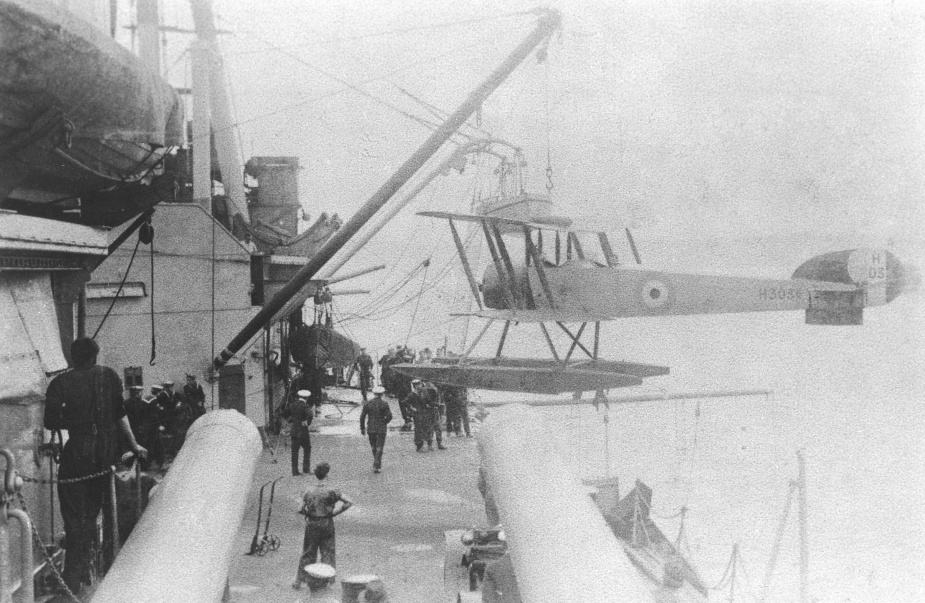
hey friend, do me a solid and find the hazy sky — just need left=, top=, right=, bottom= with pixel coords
left=182, top=0, right=925, bottom=239
left=146, top=0, right=925, bottom=350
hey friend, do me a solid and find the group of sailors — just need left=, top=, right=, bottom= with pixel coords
left=286, top=363, right=467, bottom=600
left=123, top=374, right=207, bottom=470
left=356, top=345, right=471, bottom=440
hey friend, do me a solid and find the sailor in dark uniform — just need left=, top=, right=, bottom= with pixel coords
left=183, top=373, right=206, bottom=420
left=43, top=338, right=147, bottom=596
left=359, top=386, right=393, bottom=473
left=290, top=390, right=313, bottom=476
left=125, top=385, right=163, bottom=470
left=354, top=347, right=374, bottom=401
left=421, top=380, right=446, bottom=450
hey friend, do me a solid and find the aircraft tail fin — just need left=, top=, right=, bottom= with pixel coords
left=793, top=248, right=909, bottom=325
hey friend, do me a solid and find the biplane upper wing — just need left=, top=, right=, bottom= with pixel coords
left=417, top=210, right=601, bottom=233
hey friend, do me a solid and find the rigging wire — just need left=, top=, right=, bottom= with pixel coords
left=407, top=314, right=465, bottom=342
left=352, top=217, right=479, bottom=319
left=91, top=233, right=143, bottom=340
left=394, top=85, right=494, bottom=140
left=213, top=14, right=509, bottom=146
left=221, top=25, right=465, bottom=138
left=348, top=228, right=477, bottom=324
left=352, top=184, right=440, bottom=305
left=162, top=45, right=190, bottom=77
left=222, top=10, right=535, bottom=55
left=404, top=259, right=431, bottom=345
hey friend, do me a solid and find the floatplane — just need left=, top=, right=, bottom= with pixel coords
left=392, top=201, right=913, bottom=395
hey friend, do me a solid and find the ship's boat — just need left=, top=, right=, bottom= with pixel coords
left=289, top=323, right=361, bottom=370
left=0, top=0, right=184, bottom=224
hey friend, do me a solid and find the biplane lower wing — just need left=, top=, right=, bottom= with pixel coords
left=391, top=357, right=669, bottom=394
left=449, top=309, right=608, bottom=323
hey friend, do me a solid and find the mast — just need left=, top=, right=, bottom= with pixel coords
left=797, top=449, right=808, bottom=603
left=190, top=0, right=249, bottom=219
left=214, top=8, right=562, bottom=369
left=137, top=0, right=161, bottom=74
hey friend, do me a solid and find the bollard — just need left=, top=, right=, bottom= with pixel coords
left=341, top=574, right=378, bottom=603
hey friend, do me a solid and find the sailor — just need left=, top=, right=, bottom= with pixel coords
left=360, top=386, right=393, bottom=473
left=441, top=384, right=472, bottom=437
left=125, top=385, right=164, bottom=470
left=43, top=337, right=147, bottom=596
left=124, top=385, right=146, bottom=433
left=290, top=390, right=313, bottom=476
left=403, top=380, right=427, bottom=451
left=156, top=381, right=181, bottom=434
left=421, top=380, right=446, bottom=450
left=144, top=384, right=162, bottom=404
left=405, top=380, right=445, bottom=451
left=293, top=462, right=353, bottom=590
left=183, top=373, right=206, bottom=420
left=378, top=347, right=395, bottom=396
left=354, top=347, right=374, bottom=401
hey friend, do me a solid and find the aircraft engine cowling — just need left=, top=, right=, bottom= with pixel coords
left=792, top=248, right=908, bottom=325
left=482, top=265, right=530, bottom=310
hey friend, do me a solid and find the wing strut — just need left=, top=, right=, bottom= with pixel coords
left=568, top=232, right=585, bottom=260
left=495, top=320, right=511, bottom=360
left=626, top=228, right=642, bottom=264
left=491, top=223, right=524, bottom=308
left=481, top=220, right=517, bottom=310
left=593, top=321, right=600, bottom=359
left=563, top=322, right=588, bottom=363
left=539, top=322, right=560, bottom=362
left=523, top=225, right=557, bottom=309
left=448, top=218, right=483, bottom=310
left=461, top=318, right=495, bottom=362
left=556, top=322, right=595, bottom=360
left=598, top=233, right=617, bottom=267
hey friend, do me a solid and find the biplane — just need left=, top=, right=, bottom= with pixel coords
left=392, top=207, right=913, bottom=395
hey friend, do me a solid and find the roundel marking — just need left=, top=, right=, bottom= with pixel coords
left=640, top=278, right=671, bottom=310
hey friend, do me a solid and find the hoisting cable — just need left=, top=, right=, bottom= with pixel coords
left=543, top=37, right=554, bottom=197
left=709, top=543, right=739, bottom=591
left=210, top=206, right=217, bottom=409
left=91, top=233, right=143, bottom=340
left=146, top=218, right=156, bottom=365
left=404, top=258, right=431, bottom=346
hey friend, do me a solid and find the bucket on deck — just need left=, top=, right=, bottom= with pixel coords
left=341, top=574, right=379, bottom=602
left=305, top=563, right=336, bottom=591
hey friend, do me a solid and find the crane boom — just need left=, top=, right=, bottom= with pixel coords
left=214, top=8, right=562, bottom=368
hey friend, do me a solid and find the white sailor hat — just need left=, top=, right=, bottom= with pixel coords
left=297, top=389, right=311, bottom=398
left=162, top=381, right=174, bottom=387
left=372, top=386, right=385, bottom=395
left=411, top=379, right=421, bottom=384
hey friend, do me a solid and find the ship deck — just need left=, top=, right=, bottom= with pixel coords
left=225, top=387, right=484, bottom=602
